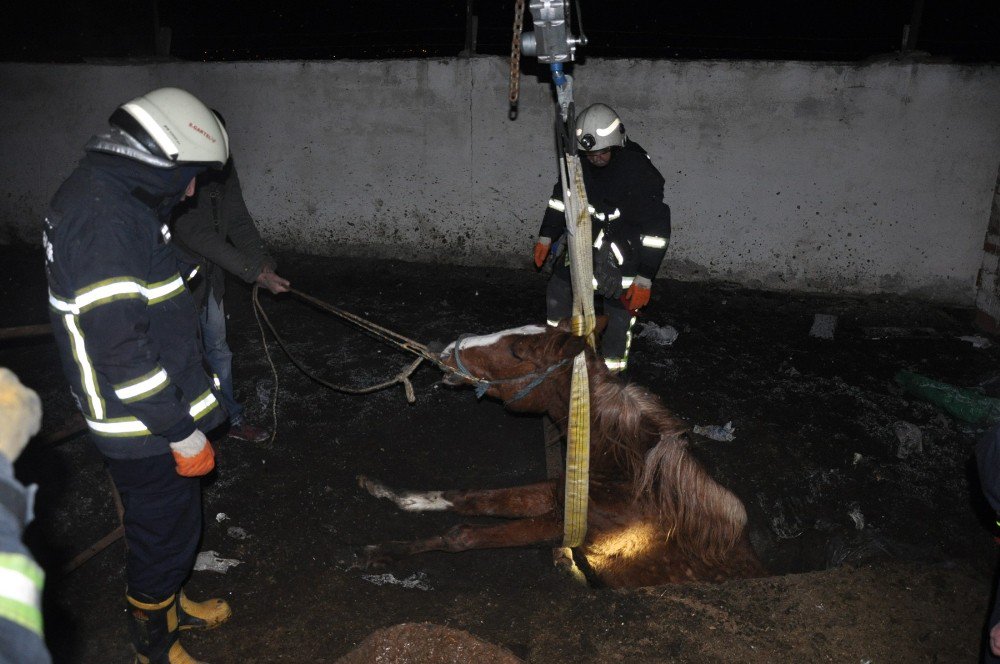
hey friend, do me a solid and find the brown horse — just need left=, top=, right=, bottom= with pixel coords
left=358, top=321, right=764, bottom=587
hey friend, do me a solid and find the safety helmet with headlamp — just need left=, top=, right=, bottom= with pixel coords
left=575, top=103, right=626, bottom=153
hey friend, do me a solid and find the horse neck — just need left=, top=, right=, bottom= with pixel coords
left=545, top=366, right=659, bottom=480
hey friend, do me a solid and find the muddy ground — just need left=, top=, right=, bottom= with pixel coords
left=2, top=243, right=999, bottom=663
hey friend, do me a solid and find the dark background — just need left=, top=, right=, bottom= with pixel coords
left=2, top=0, right=999, bottom=63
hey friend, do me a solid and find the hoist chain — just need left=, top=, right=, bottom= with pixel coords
left=509, top=0, right=526, bottom=107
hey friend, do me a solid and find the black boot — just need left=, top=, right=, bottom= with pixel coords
left=126, top=593, right=205, bottom=664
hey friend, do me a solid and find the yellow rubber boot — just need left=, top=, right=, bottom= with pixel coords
left=178, top=590, right=232, bottom=631
left=127, top=593, right=206, bottom=664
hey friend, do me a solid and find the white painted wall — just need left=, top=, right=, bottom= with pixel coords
left=1, top=58, right=998, bottom=303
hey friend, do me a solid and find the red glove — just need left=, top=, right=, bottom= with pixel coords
left=169, top=430, right=216, bottom=477
left=621, top=283, right=651, bottom=314
left=533, top=240, right=551, bottom=268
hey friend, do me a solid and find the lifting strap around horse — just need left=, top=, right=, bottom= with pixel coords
left=562, top=350, right=590, bottom=547
left=556, top=110, right=594, bottom=552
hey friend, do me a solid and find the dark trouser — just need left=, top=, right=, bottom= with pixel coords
left=545, top=272, right=636, bottom=371
left=106, top=453, right=202, bottom=601
left=199, top=289, right=243, bottom=425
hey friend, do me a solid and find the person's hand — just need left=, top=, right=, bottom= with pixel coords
left=533, top=238, right=552, bottom=269
left=0, top=368, right=42, bottom=463
left=621, top=281, right=652, bottom=314
left=256, top=266, right=291, bottom=294
left=169, top=429, right=216, bottom=477
left=991, top=622, right=1000, bottom=656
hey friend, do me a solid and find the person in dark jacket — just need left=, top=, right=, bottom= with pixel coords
left=0, top=368, right=50, bottom=664
left=977, top=422, right=1000, bottom=662
left=172, top=152, right=290, bottom=443
left=43, top=87, right=233, bottom=663
left=532, top=103, right=671, bottom=373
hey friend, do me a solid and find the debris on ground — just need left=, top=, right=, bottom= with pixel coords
left=193, top=550, right=243, bottom=574
left=893, top=421, right=923, bottom=459
left=848, top=507, right=865, bottom=530
left=637, top=321, right=679, bottom=346
left=809, top=314, right=837, bottom=340
left=227, top=526, right=250, bottom=540
left=360, top=572, right=433, bottom=591
left=895, top=370, right=1000, bottom=425
left=959, top=335, right=993, bottom=349
left=864, top=327, right=939, bottom=340
left=692, top=421, right=736, bottom=441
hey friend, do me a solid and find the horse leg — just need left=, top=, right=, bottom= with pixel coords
left=357, top=475, right=558, bottom=518
left=363, top=516, right=564, bottom=568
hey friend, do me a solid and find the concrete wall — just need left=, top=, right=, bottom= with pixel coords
left=1, top=58, right=998, bottom=303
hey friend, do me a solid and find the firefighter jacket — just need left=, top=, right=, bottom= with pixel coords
left=0, top=457, right=50, bottom=663
left=43, top=140, right=226, bottom=460
left=538, top=140, right=671, bottom=286
left=171, top=158, right=274, bottom=309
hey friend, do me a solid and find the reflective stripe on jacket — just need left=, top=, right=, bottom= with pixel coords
left=44, top=151, right=225, bottom=459
left=538, top=139, right=671, bottom=282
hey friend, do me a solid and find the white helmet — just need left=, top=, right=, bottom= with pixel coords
left=575, top=103, right=626, bottom=153
left=109, top=87, right=230, bottom=168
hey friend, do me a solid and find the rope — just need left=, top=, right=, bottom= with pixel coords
left=252, top=286, right=280, bottom=445
left=252, top=286, right=428, bottom=405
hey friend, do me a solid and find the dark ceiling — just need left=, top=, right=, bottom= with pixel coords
left=2, top=1, right=998, bottom=63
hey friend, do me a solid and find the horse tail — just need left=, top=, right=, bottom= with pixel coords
left=634, top=431, right=748, bottom=565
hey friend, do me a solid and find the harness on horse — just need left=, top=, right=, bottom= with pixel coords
left=450, top=333, right=571, bottom=404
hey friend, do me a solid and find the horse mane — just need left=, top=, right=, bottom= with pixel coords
left=588, top=367, right=748, bottom=565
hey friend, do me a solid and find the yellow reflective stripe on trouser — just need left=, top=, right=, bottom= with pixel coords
left=547, top=198, right=566, bottom=212
left=563, top=350, right=590, bottom=548
left=0, top=553, right=45, bottom=636
left=114, top=367, right=169, bottom=403
left=640, top=235, right=667, bottom=248
left=604, top=315, right=637, bottom=372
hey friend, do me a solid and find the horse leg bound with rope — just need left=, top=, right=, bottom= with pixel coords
left=358, top=319, right=765, bottom=588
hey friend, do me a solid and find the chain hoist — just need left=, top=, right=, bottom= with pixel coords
left=508, top=0, right=525, bottom=119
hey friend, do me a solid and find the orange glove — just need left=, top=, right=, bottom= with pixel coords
left=169, top=430, right=216, bottom=477
left=533, top=239, right=551, bottom=268
left=621, top=283, right=651, bottom=313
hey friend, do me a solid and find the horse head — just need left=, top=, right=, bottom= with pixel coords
left=437, top=318, right=608, bottom=413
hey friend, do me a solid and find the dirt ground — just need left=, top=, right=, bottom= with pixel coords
left=2, top=242, right=999, bottom=663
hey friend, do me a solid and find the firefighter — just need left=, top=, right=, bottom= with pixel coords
left=43, top=87, right=233, bottom=663
left=533, top=103, right=672, bottom=373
